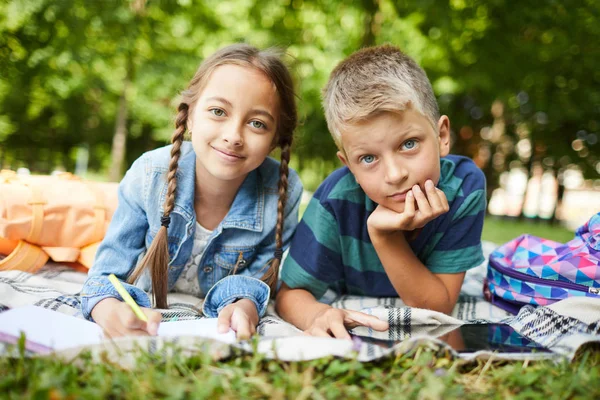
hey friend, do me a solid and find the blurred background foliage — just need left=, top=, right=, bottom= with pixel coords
left=1, top=0, right=599, bottom=194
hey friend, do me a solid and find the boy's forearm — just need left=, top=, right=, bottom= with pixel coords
left=275, top=285, right=331, bottom=330
left=369, top=230, right=455, bottom=314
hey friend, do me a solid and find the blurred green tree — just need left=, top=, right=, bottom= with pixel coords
left=0, top=0, right=597, bottom=191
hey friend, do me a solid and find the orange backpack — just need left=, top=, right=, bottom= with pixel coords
left=0, top=170, right=119, bottom=273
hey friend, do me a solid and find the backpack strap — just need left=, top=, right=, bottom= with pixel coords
left=0, top=239, right=49, bottom=273
left=0, top=172, right=47, bottom=272
left=26, top=183, right=46, bottom=243
left=1, top=174, right=47, bottom=243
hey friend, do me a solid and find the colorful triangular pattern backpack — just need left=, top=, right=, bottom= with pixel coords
left=484, top=212, right=600, bottom=314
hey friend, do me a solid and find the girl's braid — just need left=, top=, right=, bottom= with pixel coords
left=128, top=103, right=189, bottom=309
left=260, top=137, right=292, bottom=293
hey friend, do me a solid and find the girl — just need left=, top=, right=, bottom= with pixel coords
left=81, top=44, right=303, bottom=339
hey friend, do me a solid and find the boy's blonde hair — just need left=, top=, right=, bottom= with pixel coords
left=322, top=45, right=440, bottom=149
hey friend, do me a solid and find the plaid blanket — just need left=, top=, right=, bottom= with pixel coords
left=1, top=242, right=599, bottom=363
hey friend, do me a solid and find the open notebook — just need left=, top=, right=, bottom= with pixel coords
left=0, top=305, right=236, bottom=353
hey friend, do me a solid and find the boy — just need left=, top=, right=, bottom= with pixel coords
left=276, top=45, right=486, bottom=339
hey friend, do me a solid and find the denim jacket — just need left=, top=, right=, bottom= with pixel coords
left=80, top=142, right=302, bottom=320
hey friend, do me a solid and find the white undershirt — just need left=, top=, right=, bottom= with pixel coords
left=173, top=222, right=213, bottom=297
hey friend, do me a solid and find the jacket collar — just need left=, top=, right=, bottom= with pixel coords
left=163, top=146, right=265, bottom=232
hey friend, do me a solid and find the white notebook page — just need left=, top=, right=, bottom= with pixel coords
left=0, top=305, right=236, bottom=353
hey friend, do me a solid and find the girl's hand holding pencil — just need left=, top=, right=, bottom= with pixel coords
left=90, top=276, right=162, bottom=338
left=91, top=298, right=161, bottom=338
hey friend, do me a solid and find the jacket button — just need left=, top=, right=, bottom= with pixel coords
left=203, top=266, right=213, bottom=273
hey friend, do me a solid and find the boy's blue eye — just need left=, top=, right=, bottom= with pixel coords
left=360, top=155, right=375, bottom=164
left=403, top=139, right=417, bottom=150
left=250, top=120, right=265, bottom=129
left=210, top=108, right=225, bottom=117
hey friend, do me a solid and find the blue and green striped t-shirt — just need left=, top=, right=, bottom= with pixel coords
left=281, top=155, right=487, bottom=300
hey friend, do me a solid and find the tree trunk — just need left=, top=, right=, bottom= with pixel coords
left=361, top=0, right=379, bottom=48
left=108, top=76, right=130, bottom=182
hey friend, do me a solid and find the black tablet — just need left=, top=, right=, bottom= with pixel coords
left=352, top=323, right=552, bottom=354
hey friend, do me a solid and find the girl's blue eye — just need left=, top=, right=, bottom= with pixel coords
left=250, top=120, right=265, bottom=129
left=210, top=108, right=225, bottom=117
left=360, top=155, right=375, bottom=164
left=403, top=139, right=417, bottom=150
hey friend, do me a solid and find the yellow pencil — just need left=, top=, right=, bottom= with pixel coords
left=108, top=273, right=148, bottom=322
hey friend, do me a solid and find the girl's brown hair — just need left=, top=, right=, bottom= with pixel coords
left=127, top=44, right=297, bottom=309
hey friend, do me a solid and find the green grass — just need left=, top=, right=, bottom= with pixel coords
left=2, top=342, right=599, bottom=399
left=482, top=217, right=575, bottom=245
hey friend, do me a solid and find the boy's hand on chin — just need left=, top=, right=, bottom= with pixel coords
left=217, top=298, right=259, bottom=340
left=368, top=180, right=449, bottom=233
left=304, top=307, right=389, bottom=340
